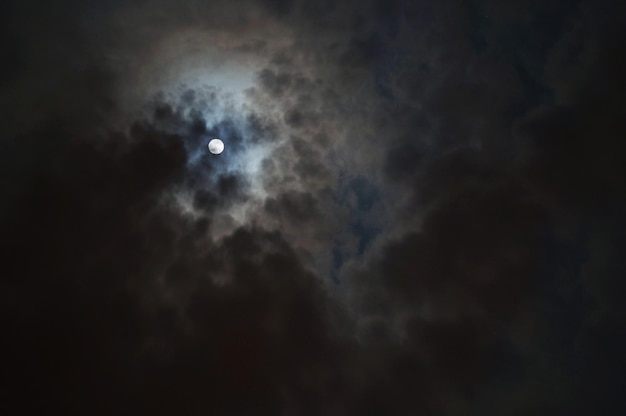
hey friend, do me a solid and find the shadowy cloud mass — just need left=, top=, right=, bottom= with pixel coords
left=1, top=0, right=625, bottom=414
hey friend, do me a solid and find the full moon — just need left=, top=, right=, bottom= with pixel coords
left=208, top=138, right=224, bottom=155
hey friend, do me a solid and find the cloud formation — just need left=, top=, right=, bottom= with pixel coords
left=2, top=0, right=626, bottom=414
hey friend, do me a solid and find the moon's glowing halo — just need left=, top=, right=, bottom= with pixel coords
left=117, top=27, right=290, bottom=231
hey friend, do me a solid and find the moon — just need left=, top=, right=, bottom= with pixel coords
left=208, top=138, right=224, bottom=155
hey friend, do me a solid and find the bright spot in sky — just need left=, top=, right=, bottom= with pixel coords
left=208, top=138, right=225, bottom=154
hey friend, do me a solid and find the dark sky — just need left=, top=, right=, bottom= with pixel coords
left=2, top=0, right=626, bottom=414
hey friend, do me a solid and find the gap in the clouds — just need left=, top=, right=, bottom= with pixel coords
left=330, top=173, right=383, bottom=284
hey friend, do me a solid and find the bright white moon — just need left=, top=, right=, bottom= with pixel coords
left=208, top=138, right=224, bottom=155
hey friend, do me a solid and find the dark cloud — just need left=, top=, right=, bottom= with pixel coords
left=258, top=68, right=294, bottom=98
left=0, top=114, right=352, bottom=415
left=264, top=190, right=321, bottom=225
left=2, top=0, right=626, bottom=414
left=246, top=113, right=280, bottom=143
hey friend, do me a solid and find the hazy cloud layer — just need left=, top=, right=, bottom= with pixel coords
left=2, top=0, right=625, bottom=414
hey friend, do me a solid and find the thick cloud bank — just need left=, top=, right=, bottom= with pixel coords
left=2, top=0, right=626, bottom=414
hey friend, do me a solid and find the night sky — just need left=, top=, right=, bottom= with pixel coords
left=2, top=0, right=626, bottom=414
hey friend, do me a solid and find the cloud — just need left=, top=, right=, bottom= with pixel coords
left=2, top=0, right=626, bottom=414
left=0, top=112, right=355, bottom=414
